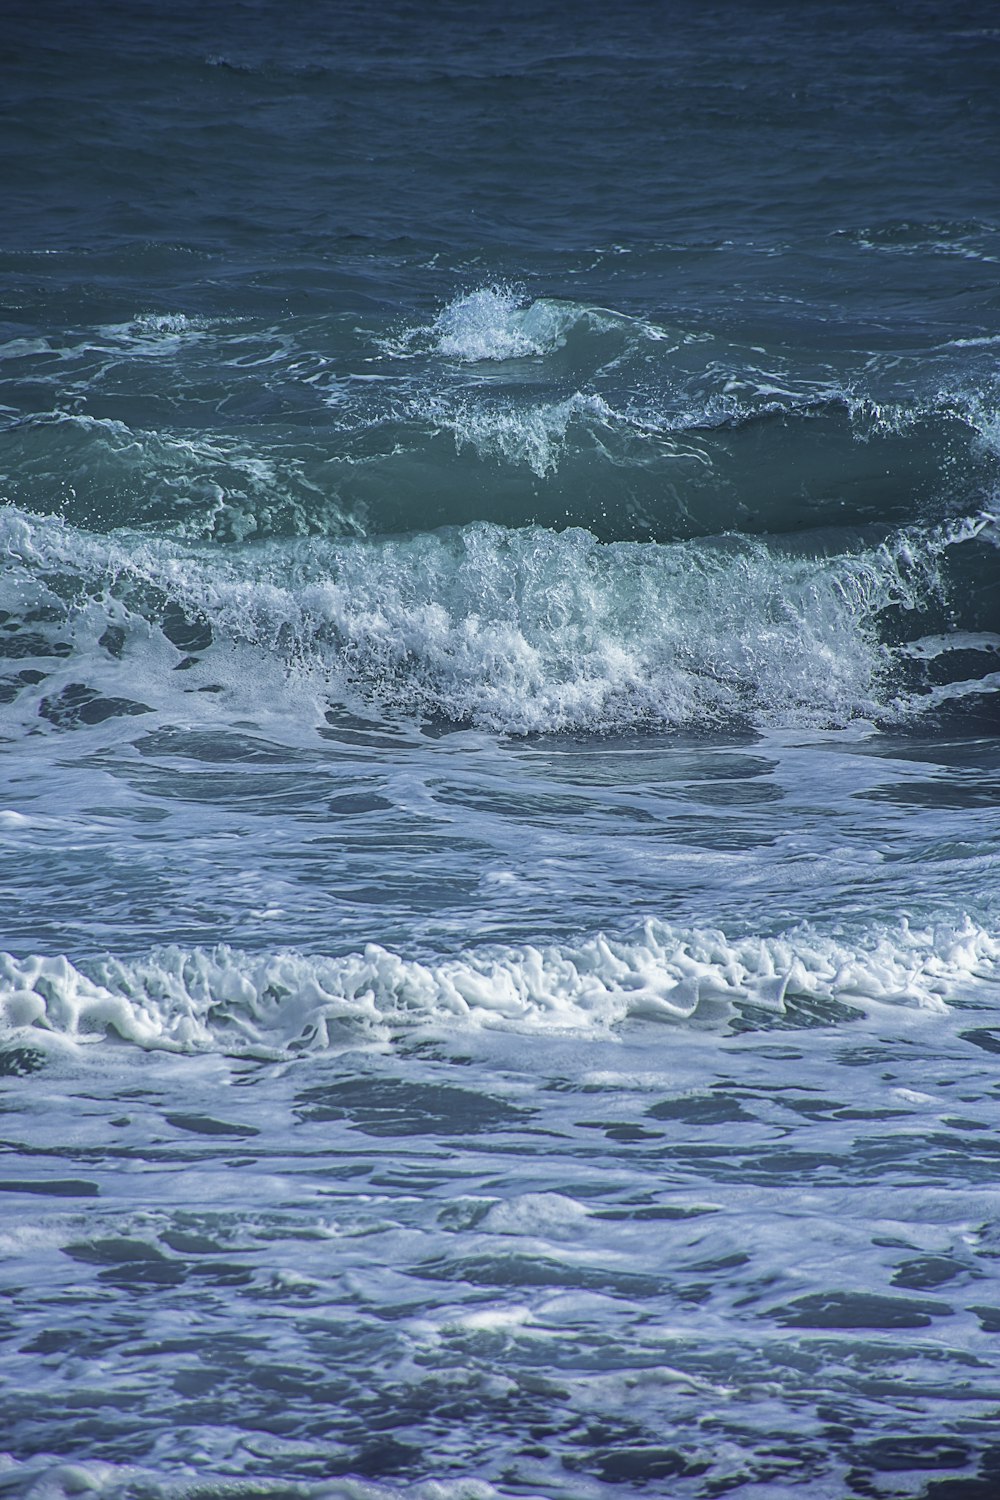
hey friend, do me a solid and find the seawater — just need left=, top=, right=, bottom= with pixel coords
left=2, top=3, right=1000, bottom=1497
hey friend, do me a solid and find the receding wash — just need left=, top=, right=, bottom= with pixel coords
left=1, top=2, right=999, bottom=1497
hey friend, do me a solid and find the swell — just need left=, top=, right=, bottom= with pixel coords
left=1, top=387, right=995, bottom=546
left=2, top=288, right=998, bottom=544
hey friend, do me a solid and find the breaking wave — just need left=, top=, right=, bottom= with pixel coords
left=2, top=505, right=995, bottom=736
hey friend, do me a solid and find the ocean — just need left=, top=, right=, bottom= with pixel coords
left=2, top=3, right=1000, bottom=1496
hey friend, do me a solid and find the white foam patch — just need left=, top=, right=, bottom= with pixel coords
left=1, top=916, right=995, bottom=1057
left=440, top=1306, right=534, bottom=1336
left=944, top=335, right=1000, bottom=348
left=0, top=1458, right=506, bottom=1500
left=0, top=336, right=53, bottom=360
left=895, top=670, right=1000, bottom=713
left=897, top=630, right=1000, bottom=660
left=481, top=1193, right=592, bottom=1238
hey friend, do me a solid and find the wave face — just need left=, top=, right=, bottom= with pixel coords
left=3, top=3, right=1000, bottom=1499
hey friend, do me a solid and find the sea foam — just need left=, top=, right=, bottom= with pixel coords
left=1, top=917, right=996, bottom=1058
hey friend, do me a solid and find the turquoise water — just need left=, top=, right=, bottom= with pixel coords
left=2, top=3, right=1000, bottom=1496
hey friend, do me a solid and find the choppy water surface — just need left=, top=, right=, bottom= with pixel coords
left=2, top=2, right=1000, bottom=1497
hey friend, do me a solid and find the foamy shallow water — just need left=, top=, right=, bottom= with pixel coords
left=3, top=722, right=1000, bottom=1499
left=4, top=990, right=1000, bottom=1500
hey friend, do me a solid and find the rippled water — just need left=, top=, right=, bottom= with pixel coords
left=2, top=2, right=1000, bottom=1497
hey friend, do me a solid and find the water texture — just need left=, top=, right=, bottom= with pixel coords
left=2, top=3, right=1000, bottom=1497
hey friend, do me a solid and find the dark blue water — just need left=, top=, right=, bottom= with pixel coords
left=2, top=4, right=1000, bottom=1497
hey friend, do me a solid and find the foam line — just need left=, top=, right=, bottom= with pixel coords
left=2, top=917, right=996, bottom=1056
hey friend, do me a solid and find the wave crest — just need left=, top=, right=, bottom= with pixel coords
left=390, top=285, right=670, bottom=363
